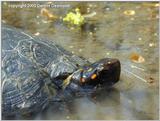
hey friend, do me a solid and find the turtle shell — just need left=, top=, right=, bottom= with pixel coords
left=2, top=24, right=89, bottom=117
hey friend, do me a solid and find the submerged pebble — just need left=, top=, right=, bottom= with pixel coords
left=123, top=10, right=135, bottom=16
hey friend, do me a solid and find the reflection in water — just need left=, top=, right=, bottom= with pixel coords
left=36, top=88, right=121, bottom=120
left=2, top=1, right=159, bottom=120
left=68, top=88, right=120, bottom=120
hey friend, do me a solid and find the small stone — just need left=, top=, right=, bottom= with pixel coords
left=138, top=37, right=142, bottom=41
left=59, top=16, right=63, bottom=19
left=34, top=32, right=40, bottom=36
left=69, top=45, right=74, bottom=49
left=42, top=20, right=48, bottom=23
left=66, top=116, right=70, bottom=119
left=156, top=15, right=159, bottom=19
left=155, top=3, right=160, bottom=7
left=154, top=33, right=158, bottom=36
left=3, top=2, right=7, bottom=5
left=71, top=51, right=75, bottom=54
left=2, top=20, right=6, bottom=23
left=106, top=52, right=110, bottom=55
left=78, top=49, right=83, bottom=52
left=106, top=7, right=110, bottom=11
left=94, top=27, right=97, bottom=31
left=89, top=32, right=93, bottom=35
left=107, top=61, right=111, bottom=64
left=123, top=10, right=135, bottom=16
left=87, top=9, right=90, bottom=13
left=70, top=27, right=75, bottom=30
left=149, top=43, right=155, bottom=47
left=89, top=4, right=93, bottom=7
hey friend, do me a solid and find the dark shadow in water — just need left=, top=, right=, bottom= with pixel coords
left=3, top=87, right=120, bottom=120
left=65, top=87, right=121, bottom=115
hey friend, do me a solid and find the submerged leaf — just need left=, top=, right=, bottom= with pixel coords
left=41, top=8, right=57, bottom=20
left=129, top=52, right=145, bottom=63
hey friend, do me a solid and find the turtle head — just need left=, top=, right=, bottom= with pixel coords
left=74, top=58, right=121, bottom=88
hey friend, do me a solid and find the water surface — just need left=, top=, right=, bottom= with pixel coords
left=2, top=1, right=159, bottom=120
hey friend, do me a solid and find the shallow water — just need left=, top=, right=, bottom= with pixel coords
left=2, top=1, right=159, bottom=120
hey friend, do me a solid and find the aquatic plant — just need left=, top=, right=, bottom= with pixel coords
left=63, top=8, right=84, bottom=26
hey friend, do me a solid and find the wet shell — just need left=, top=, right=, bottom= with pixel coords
left=2, top=24, right=89, bottom=117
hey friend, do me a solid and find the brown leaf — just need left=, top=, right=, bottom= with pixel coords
left=129, top=52, right=145, bottom=63
left=41, top=8, right=57, bottom=20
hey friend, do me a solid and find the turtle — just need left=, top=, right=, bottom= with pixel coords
left=1, top=24, right=121, bottom=117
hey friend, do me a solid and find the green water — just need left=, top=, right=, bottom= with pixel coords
left=2, top=1, right=159, bottom=120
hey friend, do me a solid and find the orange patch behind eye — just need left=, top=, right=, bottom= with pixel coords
left=81, top=78, right=85, bottom=83
left=91, top=74, right=97, bottom=80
